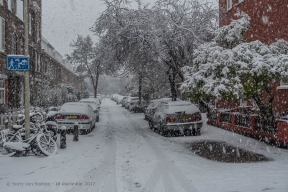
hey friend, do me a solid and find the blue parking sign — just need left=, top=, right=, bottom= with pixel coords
left=7, top=55, right=30, bottom=71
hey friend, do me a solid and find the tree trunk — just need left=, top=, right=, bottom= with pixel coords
left=252, top=86, right=277, bottom=133
left=167, top=67, right=177, bottom=101
left=138, top=71, right=142, bottom=103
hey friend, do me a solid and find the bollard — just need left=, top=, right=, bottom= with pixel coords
left=73, top=122, right=79, bottom=141
left=59, top=126, right=67, bottom=149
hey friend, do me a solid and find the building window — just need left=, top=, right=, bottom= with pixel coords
left=8, top=0, right=16, bottom=13
left=0, top=0, right=3, bottom=6
left=29, top=13, right=32, bottom=34
left=19, top=36, right=23, bottom=55
left=16, top=0, right=24, bottom=20
left=0, top=80, right=5, bottom=105
left=0, top=17, right=4, bottom=52
left=11, top=34, right=17, bottom=54
left=36, top=22, right=39, bottom=41
left=227, top=0, right=232, bottom=10
left=8, top=0, right=12, bottom=10
left=36, top=54, right=41, bottom=72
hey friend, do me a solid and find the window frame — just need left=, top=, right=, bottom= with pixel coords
left=19, top=35, right=24, bottom=55
left=0, top=16, right=4, bottom=52
left=227, top=0, right=232, bottom=11
left=0, top=79, right=5, bottom=105
left=16, top=0, right=24, bottom=20
left=11, top=34, right=17, bottom=54
left=29, top=13, right=32, bottom=34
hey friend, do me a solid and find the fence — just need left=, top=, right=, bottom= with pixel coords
left=235, top=113, right=250, bottom=128
left=0, top=112, right=22, bottom=130
left=219, top=112, right=232, bottom=124
left=208, top=110, right=288, bottom=147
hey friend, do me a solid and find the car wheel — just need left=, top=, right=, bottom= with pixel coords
left=184, top=129, right=191, bottom=136
left=192, top=129, right=200, bottom=136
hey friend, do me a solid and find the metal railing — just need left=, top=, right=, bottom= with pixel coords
left=0, top=112, right=22, bottom=130
left=235, top=113, right=250, bottom=128
left=220, top=112, right=232, bottom=123
left=254, top=116, right=277, bottom=133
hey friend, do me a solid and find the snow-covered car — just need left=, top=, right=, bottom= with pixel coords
left=55, top=102, right=96, bottom=134
left=150, top=101, right=203, bottom=136
left=145, top=98, right=176, bottom=121
left=80, top=98, right=101, bottom=109
left=45, top=106, right=59, bottom=122
left=79, top=99, right=100, bottom=122
left=125, top=96, right=138, bottom=109
left=128, top=98, right=139, bottom=112
left=121, top=97, right=128, bottom=107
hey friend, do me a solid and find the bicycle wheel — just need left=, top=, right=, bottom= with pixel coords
left=36, top=134, right=57, bottom=156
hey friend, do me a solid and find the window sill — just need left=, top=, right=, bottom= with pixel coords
left=226, top=8, right=232, bottom=13
left=236, top=0, right=245, bottom=6
left=277, top=85, right=288, bottom=90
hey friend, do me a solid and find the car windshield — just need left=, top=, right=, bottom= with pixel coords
left=1, top=1, right=287, bottom=192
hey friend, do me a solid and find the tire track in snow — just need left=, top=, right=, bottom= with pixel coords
left=122, top=111, right=198, bottom=192
left=65, top=105, right=117, bottom=192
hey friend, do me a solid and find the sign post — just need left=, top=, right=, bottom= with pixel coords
left=7, top=54, right=30, bottom=140
left=7, top=55, right=30, bottom=70
left=24, top=0, right=30, bottom=140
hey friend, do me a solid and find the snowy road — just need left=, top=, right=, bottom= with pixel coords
left=1, top=98, right=288, bottom=192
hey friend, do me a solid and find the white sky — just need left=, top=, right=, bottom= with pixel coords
left=42, top=0, right=218, bottom=56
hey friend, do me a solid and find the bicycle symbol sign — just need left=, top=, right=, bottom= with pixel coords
left=7, top=55, right=30, bottom=71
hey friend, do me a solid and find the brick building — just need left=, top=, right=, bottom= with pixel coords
left=218, top=0, right=288, bottom=115
left=0, top=0, right=79, bottom=110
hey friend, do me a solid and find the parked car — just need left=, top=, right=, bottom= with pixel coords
left=120, top=96, right=128, bottom=107
left=80, top=98, right=101, bottom=109
left=149, top=101, right=203, bottom=136
left=45, top=106, right=59, bottom=122
left=145, top=98, right=178, bottom=121
left=125, top=96, right=138, bottom=109
left=128, top=98, right=139, bottom=112
left=79, top=99, right=100, bottom=122
left=55, top=102, right=96, bottom=134
left=133, top=101, right=149, bottom=113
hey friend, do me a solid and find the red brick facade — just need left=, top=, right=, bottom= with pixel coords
left=0, top=0, right=79, bottom=109
left=219, top=0, right=288, bottom=44
left=218, top=0, right=288, bottom=116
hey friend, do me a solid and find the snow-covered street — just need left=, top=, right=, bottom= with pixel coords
left=0, top=98, right=288, bottom=192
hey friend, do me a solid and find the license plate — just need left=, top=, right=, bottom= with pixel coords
left=67, top=115, right=78, bottom=119
left=180, top=115, right=191, bottom=119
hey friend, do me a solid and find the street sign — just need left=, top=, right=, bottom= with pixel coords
left=7, top=55, right=30, bottom=71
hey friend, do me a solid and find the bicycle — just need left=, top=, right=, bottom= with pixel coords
left=0, top=122, right=57, bottom=157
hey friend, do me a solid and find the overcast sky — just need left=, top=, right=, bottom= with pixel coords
left=42, top=0, right=218, bottom=57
